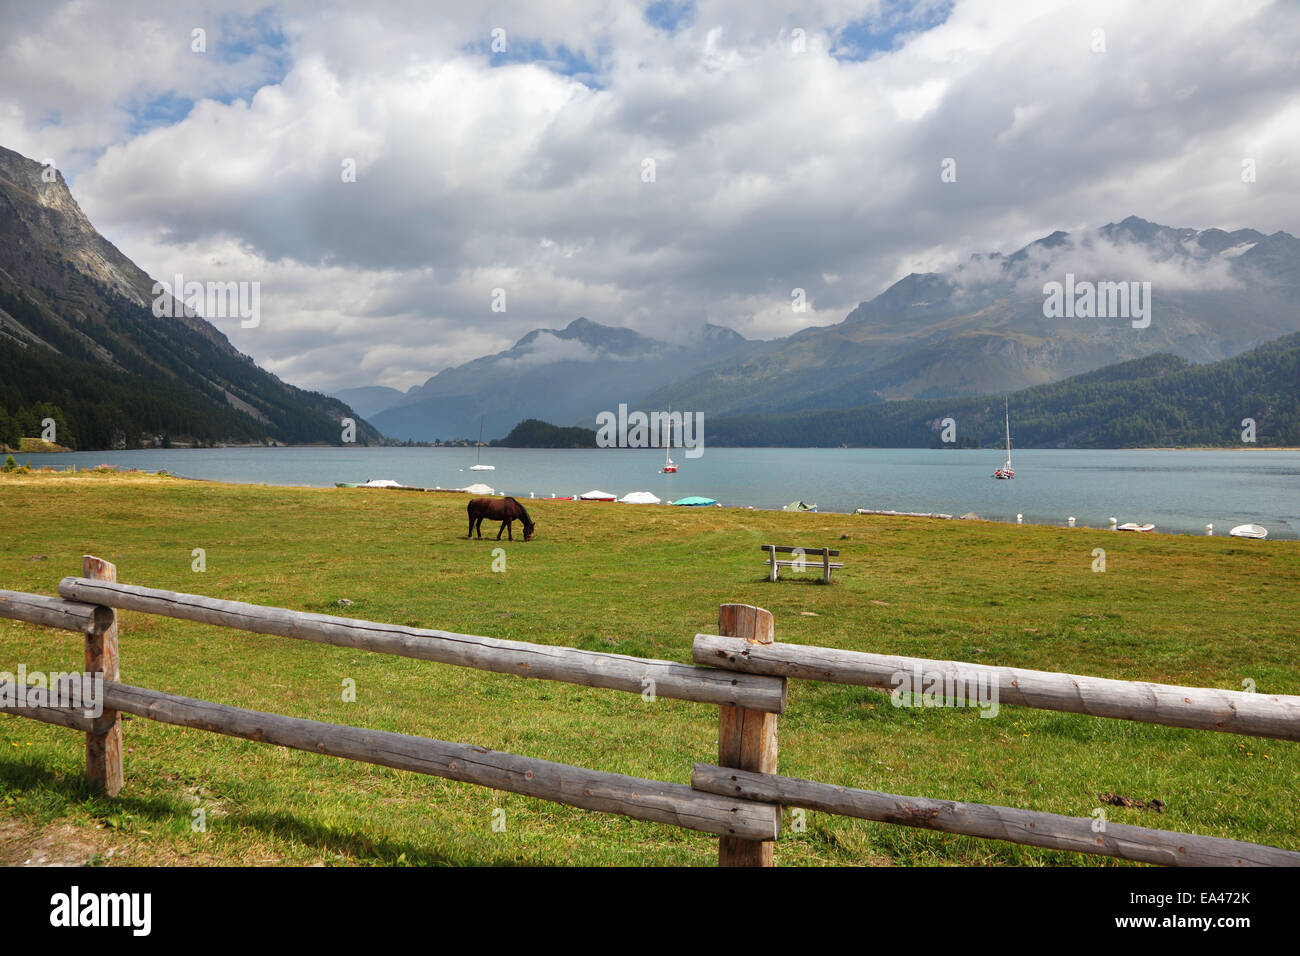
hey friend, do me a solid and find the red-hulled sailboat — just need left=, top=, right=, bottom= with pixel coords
left=993, top=398, right=1015, bottom=479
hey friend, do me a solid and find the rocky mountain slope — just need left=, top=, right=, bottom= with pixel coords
left=0, top=145, right=377, bottom=450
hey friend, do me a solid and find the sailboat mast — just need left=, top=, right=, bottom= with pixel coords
left=1004, top=399, right=1012, bottom=468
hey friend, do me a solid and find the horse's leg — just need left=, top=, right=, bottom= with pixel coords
left=507, top=519, right=513, bottom=541
left=468, top=513, right=474, bottom=538
left=497, top=519, right=506, bottom=540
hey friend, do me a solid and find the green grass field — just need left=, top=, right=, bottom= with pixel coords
left=1, top=471, right=1297, bottom=866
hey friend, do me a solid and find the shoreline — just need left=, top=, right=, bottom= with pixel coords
left=5, top=467, right=1293, bottom=543
left=10, top=443, right=1300, bottom=453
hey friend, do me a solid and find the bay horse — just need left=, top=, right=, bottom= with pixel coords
left=467, top=496, right=536, bottom=541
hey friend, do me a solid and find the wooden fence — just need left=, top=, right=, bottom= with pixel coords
left=1, top=555, right=1298, bottom=867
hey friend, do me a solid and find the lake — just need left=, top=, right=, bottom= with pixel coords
left=11, top=446, right=1300, bottom=540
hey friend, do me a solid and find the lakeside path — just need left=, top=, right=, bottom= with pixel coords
left=0, top=471, right=1297, bottom=866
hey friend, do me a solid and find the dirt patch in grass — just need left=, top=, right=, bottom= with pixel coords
left=0, top=817, right=114, bottom=866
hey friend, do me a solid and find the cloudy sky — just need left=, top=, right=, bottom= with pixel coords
left=1, top=0, right=1297, bottom=394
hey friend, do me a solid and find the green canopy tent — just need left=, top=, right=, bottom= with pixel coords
left=783, top=500, right=816, bottom=512
left=671, top=496, right=717, bottom=506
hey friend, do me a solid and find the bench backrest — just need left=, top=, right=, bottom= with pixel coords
left=759, top=545, right=840, bottom=557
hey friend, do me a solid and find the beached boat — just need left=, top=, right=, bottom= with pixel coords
left=579, top=489, right=617, bottom=501
left=619, top=491, right=662, bottom=504
left=1229, top=523, right=1268, bottom=539
left=671, top=496, right=717, bottom=506
left=993, top=398, right=1015, bottom=479
left=1117, top=522, right=1156, bottom=532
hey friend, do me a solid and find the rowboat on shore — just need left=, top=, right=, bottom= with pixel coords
left=1117, top=522, right=1156, bottom=532
left=1229, top=523, right=1268, bottom=539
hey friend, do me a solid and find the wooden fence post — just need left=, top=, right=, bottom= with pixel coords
left=83, top=555, right=122, bottom=796
left=717, top=604, right=781, bottom=866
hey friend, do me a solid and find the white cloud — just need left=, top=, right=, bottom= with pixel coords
left=1, top=0, right=1296, bottom=394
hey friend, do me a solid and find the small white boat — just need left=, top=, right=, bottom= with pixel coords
left=359, top=478, right=404, bottom=488
left=1229, top=524, right=1268, bottom=539
left=579, top=489, right=617, bottom=501
left=619, top=491, right=662, bottom=504
left=1117, top=522, right=1156, bottom=533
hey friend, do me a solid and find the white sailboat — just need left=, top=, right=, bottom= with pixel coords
left=470, top=416, right=495, bottom=471
left=993, top=398, right=1015, bottom=479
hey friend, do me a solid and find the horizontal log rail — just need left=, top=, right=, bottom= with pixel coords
left=0, top=589, right=114, bottom=635
left=691, top=763, right=1300, bottom=867
left=56, top=578, right=786, bottom=713
left=3, top=680, right=779, bottom=840
left=4, top=559, right=1297, bottom=867
left=0, top=680, right=114, bottom=733
left=693, top=635, right=1300, bottom=742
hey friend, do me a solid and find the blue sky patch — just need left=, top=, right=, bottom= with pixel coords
left=645, top=0, right=695, bottom=33
left=833, top=0, right=954, bottom=61
left=464, top=36, right=604, bottom=88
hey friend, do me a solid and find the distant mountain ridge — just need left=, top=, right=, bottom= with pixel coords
left=704, top=332, right=1300, bottom=449
left=366, top=317, right=754, bottom=441
left=0, top=145, right=378, bottom=450
left=350, top=215, right=1300, bottom=444
left=643, top=216, right=1300, bottom=417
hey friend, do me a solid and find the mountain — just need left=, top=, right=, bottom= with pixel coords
left=0, top=145, right=379, bottom=451
left=704, top=332, right=1300, bottom=448
left=494, top=418, right=597, bottom=448
left=641, top=216, right=1300, bottom=417
left=368, top=317, right=754, bottom=441
left=330, top=385, right=408, bottom=420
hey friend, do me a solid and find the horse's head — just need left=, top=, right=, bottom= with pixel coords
left=523, top=519, right=536, bottom=541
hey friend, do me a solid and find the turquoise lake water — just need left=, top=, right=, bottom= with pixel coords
left=12, top=446, right=1300, bottom=540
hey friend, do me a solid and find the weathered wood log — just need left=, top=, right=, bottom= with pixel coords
left=692, top=635, right=1300, bottom=741
left=83, top=556, right=123, bottom=796
left=94, top=681, right=778, bottom=839
left=0, top=680, right=112, bottom=733
left=58, top=577, right=786, bottom=713
left=716, top=604, right=781, bottom=866
left=0, top=590, right=114, bottom=635
left=691, top=763, right=1300, bottom=867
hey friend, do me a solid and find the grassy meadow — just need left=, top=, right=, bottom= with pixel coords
left=0, top=469, right=1297, bottom=866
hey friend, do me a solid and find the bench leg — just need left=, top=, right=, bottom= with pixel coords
left=768, top=547, right=778, bottom=582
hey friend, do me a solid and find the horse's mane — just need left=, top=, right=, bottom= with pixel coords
left=503, top=496, right=535, bottom=528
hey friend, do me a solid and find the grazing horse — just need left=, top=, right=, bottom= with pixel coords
left=467, top=496, right=536, bottom=541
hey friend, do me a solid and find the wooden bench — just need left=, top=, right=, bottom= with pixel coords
left=760, top=545, right=843, bottom=583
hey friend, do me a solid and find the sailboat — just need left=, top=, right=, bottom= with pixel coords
left=661, top=442, right=677, bottom=474
left=660, top=409, right=678, bottom=473
left=470, top=416, right=495, bottom=471
left=993, top=398, right=1015, bottom=479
